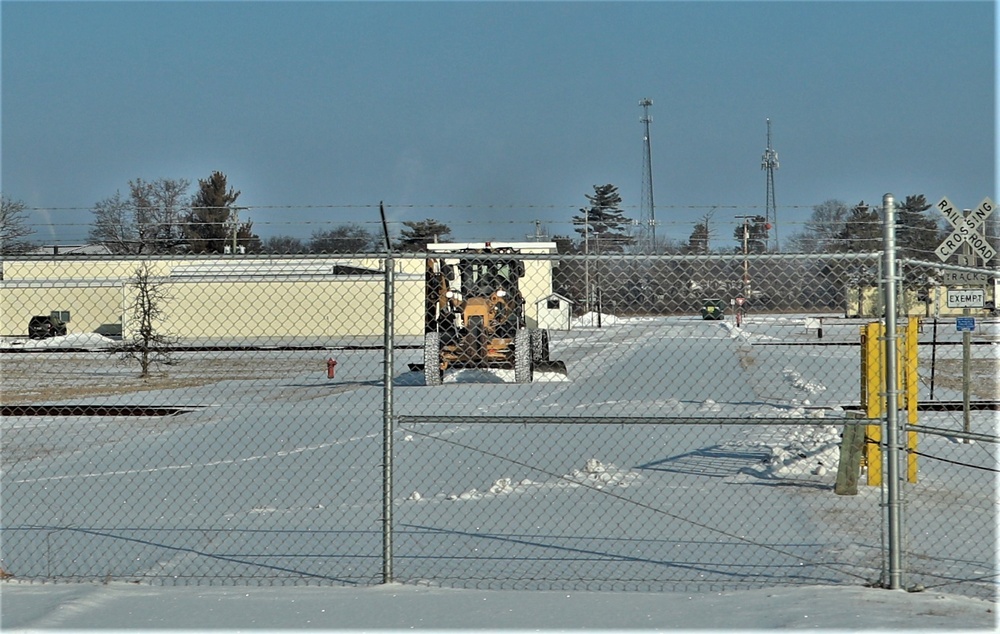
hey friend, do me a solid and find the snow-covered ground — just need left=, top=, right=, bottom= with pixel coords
left=2, top=313, right=996, bottom=631
left=2, top=580, right=995, bottom=631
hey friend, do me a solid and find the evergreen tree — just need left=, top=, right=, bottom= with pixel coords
left=895, top=194, right=943, bottom=260
left=235, top=220, right=262, bottom=254
left=551, top=234, right=579, bottom=255
left=394, top=218, right=451, bottom=252
left=834, top=201, right=881, bottom=253
left=572, top=184, right=633, bottom=253
left=185, top=172, right=256, bottom=253
left=733, top=215, right=769, bottom=254
left=683, top=220, right=710, bottom=254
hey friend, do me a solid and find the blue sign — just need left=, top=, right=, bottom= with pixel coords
left=956, top=317, right=976, bottom=332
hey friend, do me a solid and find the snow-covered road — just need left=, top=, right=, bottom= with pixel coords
left=2, top=314, right=995, bottom=599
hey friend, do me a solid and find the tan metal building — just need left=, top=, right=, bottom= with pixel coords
left=1, top=243, right=557, bottom=341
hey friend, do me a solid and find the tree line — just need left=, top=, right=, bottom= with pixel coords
left=785, top=195, right=953, bottom=262
left=1, top=179, right=991, bottom=262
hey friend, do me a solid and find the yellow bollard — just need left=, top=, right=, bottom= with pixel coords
left=859, top=319, right=920, bottom=486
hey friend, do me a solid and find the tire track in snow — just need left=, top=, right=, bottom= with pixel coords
left=9, top=431, right=382, bottom=485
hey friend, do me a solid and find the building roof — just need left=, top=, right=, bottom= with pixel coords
left=27, top=244, right=113, bottom=255
left=535, top=293, right=574, bottom=306
left=427, top=242, right=558, bottom=254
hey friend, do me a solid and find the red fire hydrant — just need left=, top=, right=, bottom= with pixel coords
left=327, top=358, right=338, bottom=379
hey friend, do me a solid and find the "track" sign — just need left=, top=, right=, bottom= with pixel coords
left=934, top=196, right=996, bottom=262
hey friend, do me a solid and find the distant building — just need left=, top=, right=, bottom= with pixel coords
left=1, top=243, right=560, bottom=340
left=27, top=244, right=113, bottom=256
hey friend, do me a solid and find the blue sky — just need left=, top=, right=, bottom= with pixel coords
left=2, top=1, right=995, bottom=248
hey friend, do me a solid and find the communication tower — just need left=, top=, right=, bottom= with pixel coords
left=639, top=98, right=656, bottom=253
left=761, top=118, right=780, bottom=251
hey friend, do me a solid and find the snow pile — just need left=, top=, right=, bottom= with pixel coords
left=753, top=404, right=829, bottom=419
left=564, top=458, right=640, bottom=490
left=1, top=333, right=117, bottom=350
left=440, top=368, right=570, bottom=384
left=782, top=366, right=827, bottom=394
left=429, top=459, right=641, bottom=502
left=731, top=425, right=842, bottom=480
left=443, top=477, right=538, bottom=501
left=488, top=477, right=515, bottom=494
left=697, top=398, right=722, bottom=412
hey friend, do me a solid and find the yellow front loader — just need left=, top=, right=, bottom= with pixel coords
left=409, top=246, right=566, bottom=385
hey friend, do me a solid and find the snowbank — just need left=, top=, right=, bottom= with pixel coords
left=0, top=333, right=116, bottom=350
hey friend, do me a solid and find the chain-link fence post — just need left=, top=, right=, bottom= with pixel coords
left=382, top=255, right=395, bottom=583
left=881, top=192, right=903, bottom=590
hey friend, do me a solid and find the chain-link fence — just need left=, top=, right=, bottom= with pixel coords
left=1, top=249, right=996, bottom=598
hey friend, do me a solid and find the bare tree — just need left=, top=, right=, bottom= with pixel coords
left=89, top=178, right=191, bottom=254
left=309, top=224, right=378, bottom=253
left=89, top=191, right=136, bottom=254
left=262, top=235, right=306, bottom=254
left=1, top=195, right=35, bottom=254
left=131, top=178, right=191, bottom=253
left=787, top=200, right=849, bottom=253
left=113, top=262, right=176, bottom=378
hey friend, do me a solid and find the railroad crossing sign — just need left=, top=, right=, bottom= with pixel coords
left=933, top=196, right=996, bottom=263
left=940, top=270, right=989, bottom=285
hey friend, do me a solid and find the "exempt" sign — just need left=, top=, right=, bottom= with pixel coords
left=946, top=288, right=986, bottom=309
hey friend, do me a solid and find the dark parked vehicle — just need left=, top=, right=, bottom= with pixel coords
left=28, top=315, right=67, bottom=339
left=700, top=299, right=726, bottom=320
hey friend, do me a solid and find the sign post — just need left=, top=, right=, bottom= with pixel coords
left=933, top=196, right=994, bottom=440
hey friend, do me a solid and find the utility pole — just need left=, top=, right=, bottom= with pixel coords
left=584, top=207, right=590, bottom=319
left=230, top=207, right=239, bottom=255
left=639, top=98, right=656, bottom=253
left=761, top=119, right=780, bottom=252
left=735, top=215, right=754, bottom=298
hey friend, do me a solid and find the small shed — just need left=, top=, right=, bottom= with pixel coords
left=535, top=293, right=573, bottom=331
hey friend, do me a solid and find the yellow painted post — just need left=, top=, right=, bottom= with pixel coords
left=866, top=422, right=882, bottom=486
left=906, top=317, right=919, bottom=483
left=862, top=322, right=883, bottom=419
left=862, top=322, right=884, bottom=486
left=860, top=324, right=868, bottom=412
left=858, top=319, right=920, bottom=487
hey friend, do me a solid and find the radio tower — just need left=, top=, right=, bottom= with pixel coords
left=639, top=98, right=656, bottom=253
left=761, top=118, right=780, bottom=251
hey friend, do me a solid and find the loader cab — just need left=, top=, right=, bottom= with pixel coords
left=458, top=258, right=524, bottom=298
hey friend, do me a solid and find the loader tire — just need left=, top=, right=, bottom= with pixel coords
left=530, top=329, right=550, bottom=362
left=424, top=331, right=443, bottom=386
left=514, top=328, right=532, bottom=384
